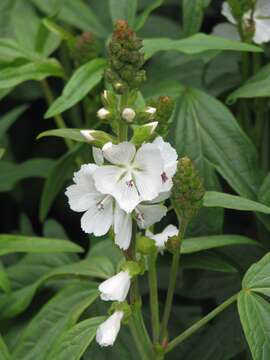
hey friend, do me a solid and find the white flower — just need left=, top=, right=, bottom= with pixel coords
left=96, top=311, right=124, bottom=347
left=122, top=107, right=136, bottom=123
left=97, top=107, right=110, bottom=120
left=221, top=1, right=270, bottom=44
left=146, top=224, right=178, bottom=252
left=93, top=141, right=164, bottom=213
left=99, top=270, right=131, bottom=301
left=153, top=136, right=178, bottom=192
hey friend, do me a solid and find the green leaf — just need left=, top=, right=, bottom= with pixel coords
left=171, top=87, right=261, bottom=200
left=237, top=291, right=270, bottom=360
left=0, top=105, right=28, bottom=140
left=0, top=261, right=10, bottom=293
left=204, top=191, right=270, bottom=214
left=0, top=149, right=5, bottom=159
left=37, top=128, right=88, bottom=142
left=0, top=38, right=25, bottom=62
left=143, top=33, right=262, bottom=60
left=109, top=0, right=138, bottom=26
left=0, top=59, right=64, bottom=89
left=31, top=0, right=107, bottom=38
left=134, top=0, right=163, bottom=31
left=12, top=282, right=99, bottom=360
left=45, top=58, right=106, bottom=118
left=0, top=333, right=11, bottom=360
left=228, top=63, right=270, bottom=103
left=0, top=158, right=55, bottom=192
left=47, top=316, right=105, bottom=360
left=242, top=252, right=270, bottom=296
left=42, top=17, right=75, bottom=42
left=181, top=235, right=260, bottom=254
left=182, top=0, right=211, bottom=36
left=0, top=234, right=83, bottom=255
left=39, top=144, right=83, bottom=222
left=182, top=252, right=238, bottom=273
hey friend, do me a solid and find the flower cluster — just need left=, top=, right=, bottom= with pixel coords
left=213, top=0, right=270, bottom=44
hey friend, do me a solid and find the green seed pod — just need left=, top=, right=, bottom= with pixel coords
left=171, top=157, right=205, bottom=221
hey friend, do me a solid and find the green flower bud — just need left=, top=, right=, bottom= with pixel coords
left=80, top=130, right=115, bottom=147
left=171, top=157, right=205, bottom=220
left=166, top=235, right=180, bottom=254
left=136, top=235, right=156, bottom=255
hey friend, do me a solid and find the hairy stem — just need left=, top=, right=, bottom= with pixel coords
left=148, top=251, right=160, bottom=343
left=160, top=219, right=187, bottom=341
left=165, top=293, right=239, bottom=353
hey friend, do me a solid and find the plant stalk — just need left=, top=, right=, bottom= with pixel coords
left=165, top=293, right=238, bottom=353
left=148, top=251, right=160, bottom=343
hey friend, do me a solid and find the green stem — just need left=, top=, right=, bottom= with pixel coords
left=148, top=251, right=160, bottom=343
left=165, top=293, right=238, bottom=353
left=160, top=219, right=187, bottom=341
left=40, top=80, right=73, bottom=150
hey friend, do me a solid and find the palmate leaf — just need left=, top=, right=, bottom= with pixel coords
left=12, top=282, right=99, bottom=360
left=204, top=191, right=270, bottom=214
left=0, top=234, right=83, bottom=256
left=171, top=87, right=261, bottom=200
left=47, top=316, right=105, bottom=360
left=45, top=58, right=106, bottom=118
left=182, top=235, right=260, bottom=254
left=143, top=33, right=262, bottom=60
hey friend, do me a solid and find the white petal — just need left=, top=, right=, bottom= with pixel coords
left=73, top=164, right=98, bottom=188
left=65, top=184, right=99, bottom=212
left=114, top=204, right=132, bottom=250
left=146, top=230, right=168, bottom=250
left=153, top=136, right=178, bottom=168
left=102, top=142, right=136, bottom=165
left=253, top=19, right=270, bottom=44
left=96, top=311, right=124, bottom=347
left=80, top=196, right=113, bottom=236
left=221, top=2, right=236, bottom=24
left=162, top=224, right=179, bottom=238
left=93, top=147, right=104, bottom=165
left=135, top=204, right=167, bottom=229
left=256, top=0, right=270, bottom=16
left=99, top=271, right=131, bottom=301
left=212, top=23, right=240, bottom=41
left=150, top=191, right=171, bottom=203
left=134, top=170, right=162, bottom=202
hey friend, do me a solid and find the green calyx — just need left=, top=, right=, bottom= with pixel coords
left=105, top=20, right=146, bottom=94
left=166, top=235, right=180, bottom=254
left=121, top=260, right=145, bottom=276
left=109, top=301, right=132, bottom=323
left=136, top=235, right=157, bottom=255
left=171, top=157, right=205, bottom=220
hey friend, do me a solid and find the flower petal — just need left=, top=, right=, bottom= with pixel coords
left=80, top=196, right=113, bottom=236
left=65, top=184, right=99, bottom=212
left=93, top=147, right=104, bottom=165
left=253, top=19, right=270, bottom=44
left=96, top=311, right=123, bottom=347
left=212, top=23, right=240, bottom=40
left=163, top=224, right=179, bottom=238
left=136, top=204, right=167, bottom=229
left=221, top=2, right=236, bottom=24
left=99, top=271, right=131, bottom=301
left=114, top=204, right=132, bottom=249
left=102, top=141, right=136, bottom=165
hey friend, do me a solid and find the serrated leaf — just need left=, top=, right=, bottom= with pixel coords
left=0, top=105, right=28, bottom=140
left=134, top=0, right=163, bottom=31
left=204, top=191, right=270, bottom=214
left=0, top=158, right=55, bottom=192
left=143, top=33, right=262, bottom=60
left=39, top=144, right=83, bottom=222
left=47, top=316, right=105, bottom=360
left=109, top=0, right=138, bottom=26
left=45, top=58, right=106, bottom=118
left=37, top=128, right=87, bottom=142
left=0, top=234, right=83, bottom=256
left=182, top=235, right=260, bottom=254
left=171, top=87, right=261, bottom=200
left=12, top=282, right=99, bottom=360
left=0, top=59, right=64, bottom=89
left=237, top=291, right=270, bottom=360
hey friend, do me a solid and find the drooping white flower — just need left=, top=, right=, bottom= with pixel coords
left=93, top=141, right=164, bottom=213
left=96, top=311, right=124, bottom=347
left=122, top=107, right=136, bottom=123
left=97, top=107, right=110, bottom=120
left=99, top=270, right=131, bottom=301
left=221, top=1, right=270, bottom=44
left=153, top=136, right=178, bottom=192
left=146, top=224, right=178, bottom=252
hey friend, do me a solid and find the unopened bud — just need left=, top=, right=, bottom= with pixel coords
left=97, top=107, right=110, bottom=121
left=80, top=130, right=114, bottom=148
left=171, top=157, right=205, bottom=220
left=122, top=107, right=136, bottom=123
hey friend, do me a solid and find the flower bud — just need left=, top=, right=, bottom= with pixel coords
left=96, top=311, right=124, bottom=347
left=97, top=107, right=110, bottom=121
left=122, top=107, right=136, bottom=123
left=80, top=130, right=114, bottom=148
left=98, top=270, right=131, bottom=302
left=171, top=157, right=205, bottom=220
left=70, top=32, right=100, bottom=67
left=131, top=122, right=158, bottom=146
left=136, top=235, right=156, bottom=255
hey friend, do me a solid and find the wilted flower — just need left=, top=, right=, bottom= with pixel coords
left=96, top=311, right=124, bottom=347
left=99, top=270, right=131, bottom=302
